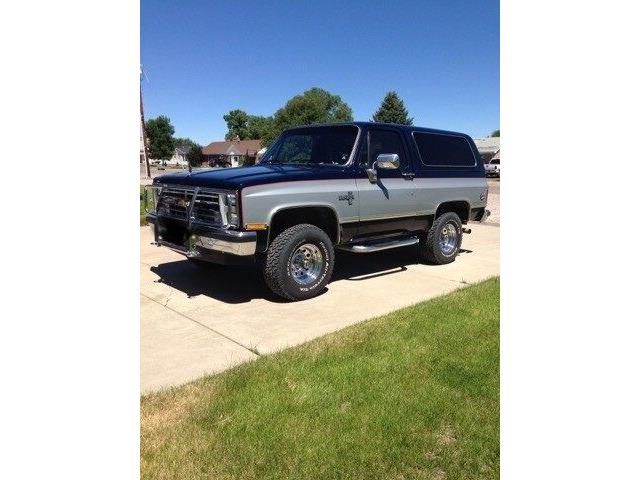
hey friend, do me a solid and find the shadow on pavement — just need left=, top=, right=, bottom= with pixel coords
left=148, top=244, right=457, bottom=304
left=150, top=261, right=281, bottom=304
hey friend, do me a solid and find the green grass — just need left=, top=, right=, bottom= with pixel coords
left=140, top=185, right=154, bottom=226
left=141, top=278, right=500, bottom=480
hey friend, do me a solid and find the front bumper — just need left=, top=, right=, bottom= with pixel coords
left=146, top=213, right=257, bottom=262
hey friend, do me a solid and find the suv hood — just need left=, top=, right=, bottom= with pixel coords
left=153, top=164, right=350, bottom=190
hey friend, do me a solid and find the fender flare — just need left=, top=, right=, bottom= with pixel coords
left=266, top=203, right=342, bottom=246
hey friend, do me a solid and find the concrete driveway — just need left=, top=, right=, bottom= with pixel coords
left=140, top=223, right=500, bottom=393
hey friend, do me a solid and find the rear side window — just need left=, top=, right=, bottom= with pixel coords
left=413, top=132, right=476, bottom=167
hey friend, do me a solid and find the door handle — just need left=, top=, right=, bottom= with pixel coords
left=402, top=172, right=415, bottom=180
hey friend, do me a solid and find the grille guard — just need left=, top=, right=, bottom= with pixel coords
left=144, top=184, right=236, bottom=228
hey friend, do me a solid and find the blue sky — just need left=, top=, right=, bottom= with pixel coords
left=141, top=0, right=499, bottom=145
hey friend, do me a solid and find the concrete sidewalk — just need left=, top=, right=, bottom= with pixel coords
left=140, top=223, right=499, bottom=393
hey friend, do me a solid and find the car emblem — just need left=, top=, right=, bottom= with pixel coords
left=177, top=198, right=190, bottom=208
left=338, top=191, right=355, bottom=205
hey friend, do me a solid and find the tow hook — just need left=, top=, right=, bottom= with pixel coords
left=462, top=228, right=472, bottom=234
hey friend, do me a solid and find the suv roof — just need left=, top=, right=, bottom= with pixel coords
left=286, top=122, right=471, bottom=140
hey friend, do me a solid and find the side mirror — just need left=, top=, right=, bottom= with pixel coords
left=366, top=153, right=400, bottom=183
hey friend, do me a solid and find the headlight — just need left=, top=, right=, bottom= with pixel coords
left=225, top=193, right=239, bottom=227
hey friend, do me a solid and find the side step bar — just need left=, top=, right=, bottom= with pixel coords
left=337, top=236, right=419, bottom=253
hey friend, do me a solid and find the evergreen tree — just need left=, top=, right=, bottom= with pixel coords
left=371, top=91, right=413, bottom=125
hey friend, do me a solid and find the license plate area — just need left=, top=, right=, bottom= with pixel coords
left=156, top=217, right=190, bottom=248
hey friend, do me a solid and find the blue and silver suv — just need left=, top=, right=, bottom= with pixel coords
left=146, top=122, right=490, bottom=301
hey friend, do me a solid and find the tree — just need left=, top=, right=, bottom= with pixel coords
left=223, top=110, right=250, bottom=140
left=186, top=144, right=204, bottom=167
left=371, top=91, right=413, bottom=125
left=246, top=115, right=275, bottom=141
left=490, top=129, right=500, bottom=137
left=174, top=137, right=198, bottom=149
left=223, top=110, right=275, bottom=143
left=145, top=116, right=175, bottom=160
left=222, top=88, right=353, bottom=146
left=263, top=87, right=354, bottom=145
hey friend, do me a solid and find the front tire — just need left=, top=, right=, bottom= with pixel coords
left=419, top=212, right=463, bottom=265
left=263, top=224, right=335, bottom=301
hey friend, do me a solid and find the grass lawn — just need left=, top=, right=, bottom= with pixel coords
left=140, top=185, right=154, bottom=226
left=141, top=278, right=500, bottom=480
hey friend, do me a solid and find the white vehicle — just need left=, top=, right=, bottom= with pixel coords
left=484, top=158, right=500, bottom=177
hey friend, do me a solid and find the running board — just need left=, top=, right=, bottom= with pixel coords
left=337, top=236, right=419, bottom=253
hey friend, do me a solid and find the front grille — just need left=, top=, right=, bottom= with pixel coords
left=156, top=187, right=195, bottom=220
left=156, top=186, right=223, bottom=226
left=192, top=191, right=222, bottom=224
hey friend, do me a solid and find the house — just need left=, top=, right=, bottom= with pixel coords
left=150, top=146, right=189, bottom=167
left=202, top=138, right=263, bottom=168
left=256, top=147, right=267, bottom=163
left=473, top=137, right=500, bottom=163
left=168, top=145, right=189, bottom=166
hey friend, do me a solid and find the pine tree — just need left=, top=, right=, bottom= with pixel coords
left=371, top=91, right=414, bottom=125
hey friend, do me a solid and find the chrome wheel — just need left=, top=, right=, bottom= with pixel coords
left=289, top=243, right=324, bottom=286
left=439, top=223, right=458, bottom=256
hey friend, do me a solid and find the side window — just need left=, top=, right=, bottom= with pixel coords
left=368, top=129, right=405, bottom=167
left=413, top=132, right=476, bottom=167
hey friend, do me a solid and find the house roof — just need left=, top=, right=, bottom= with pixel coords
left=203, top=139, right=262, bottom=156
left=473, top=137, right=500, bottom=155
left=174, top=145, right=190, bottom=155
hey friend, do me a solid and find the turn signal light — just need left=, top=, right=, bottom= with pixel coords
left=245, top=223, right=268, bottom=231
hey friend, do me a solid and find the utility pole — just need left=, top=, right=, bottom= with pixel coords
left=140, top=66, right=151, bottom=179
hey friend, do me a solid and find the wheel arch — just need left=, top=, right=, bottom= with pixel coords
left=259, top=204, right=341, bottom=252
left=435, top=200, right=471, bottom=224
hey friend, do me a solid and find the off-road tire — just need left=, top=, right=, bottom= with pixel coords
left=419, top=212, right=463, bottom=265
left=263, top=224, right=335, bottom=301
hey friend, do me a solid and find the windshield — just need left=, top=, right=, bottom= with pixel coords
left=264, top=125, right=358, bottom=166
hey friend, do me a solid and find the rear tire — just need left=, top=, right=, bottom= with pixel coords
left=263, top=224, right=335, bottom=301
left=419, top=212, right=463, bottom=265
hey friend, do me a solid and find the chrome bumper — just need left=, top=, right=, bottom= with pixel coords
left=147, top=213, right=257, bottom=257
left=191, top=230, right=257, bottom=256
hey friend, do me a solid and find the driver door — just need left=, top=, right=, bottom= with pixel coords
left=355, top=127, right=417, bottom=235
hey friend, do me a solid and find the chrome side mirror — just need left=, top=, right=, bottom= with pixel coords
left=366, top=153, right=400, bottom=183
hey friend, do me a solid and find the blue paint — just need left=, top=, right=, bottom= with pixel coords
left=154, top=123, right=485, bottom=190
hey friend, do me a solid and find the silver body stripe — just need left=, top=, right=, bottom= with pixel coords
left=412, top=177, right=487, bottom=216
left=241, top=177, right=487, bottom=226
left=242, top=180, right=359, bottom=225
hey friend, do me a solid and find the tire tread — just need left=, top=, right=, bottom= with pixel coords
left=263, top=224, right=333, bottom=301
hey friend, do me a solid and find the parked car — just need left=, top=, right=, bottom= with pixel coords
left=484, top=158, right=500, bottom=177
left=145, top=122, right=490, bottom=301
